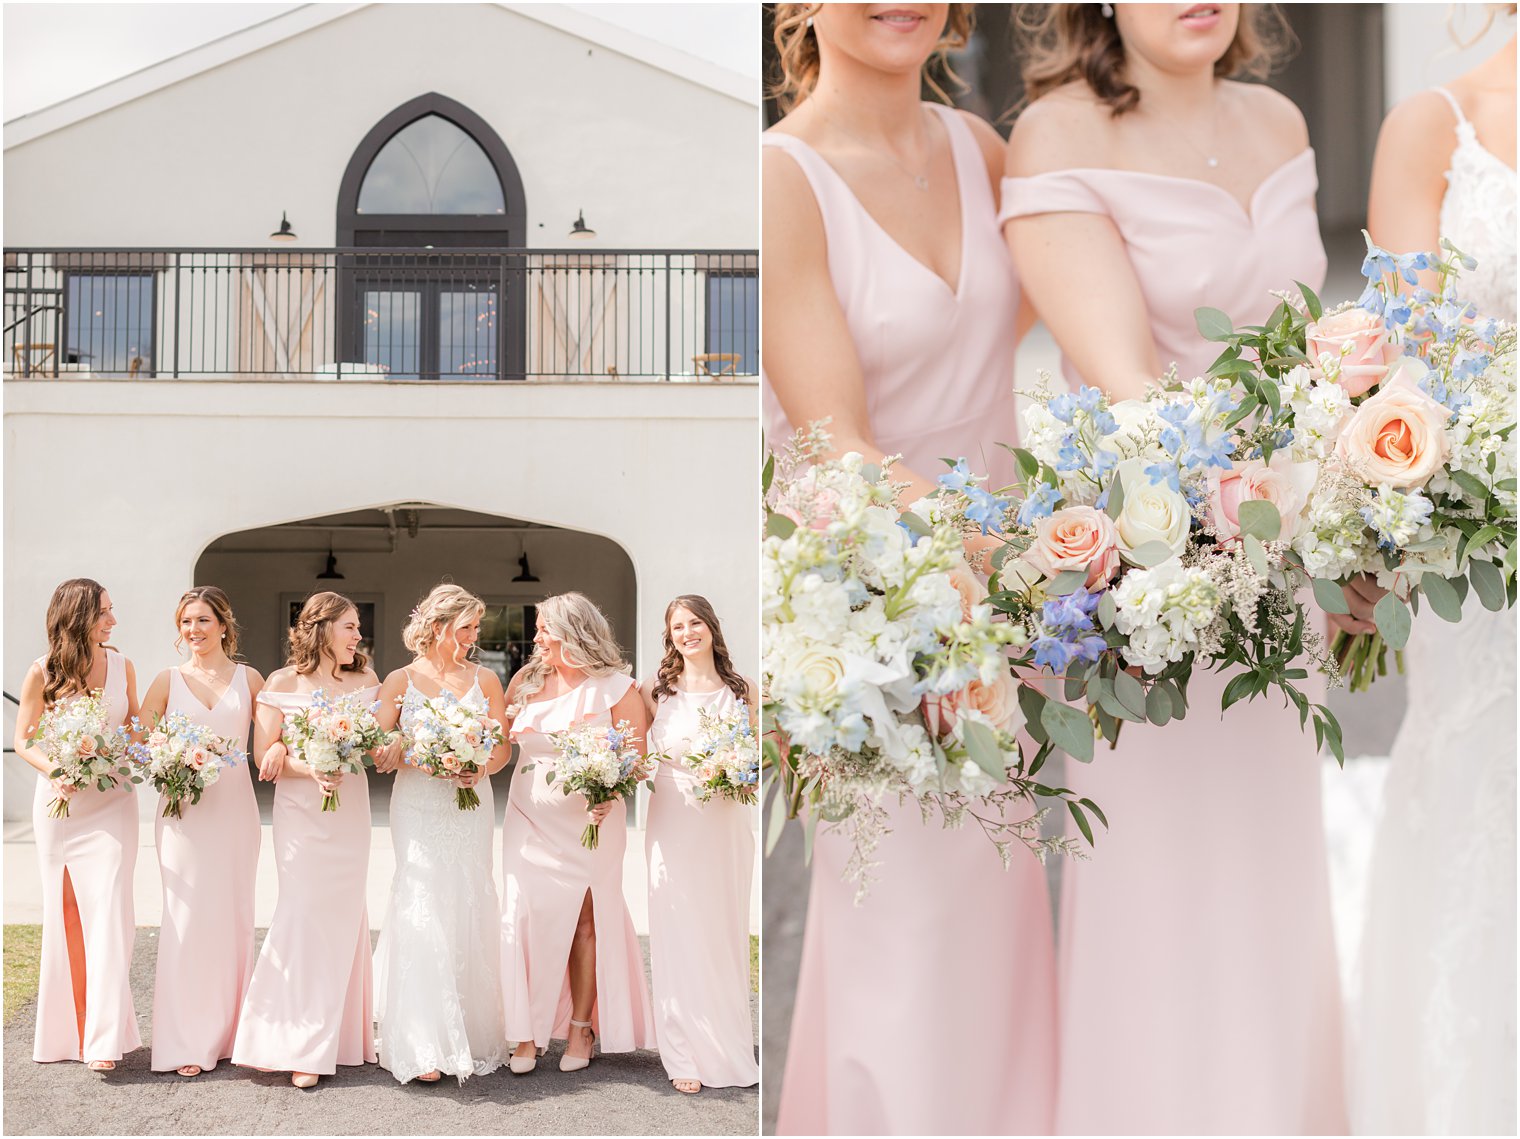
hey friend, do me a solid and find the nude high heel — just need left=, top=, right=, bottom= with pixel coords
left=291, top=1072, right=319, bottom=1089
left=508, top=1044, right=545, bottom=1075
left=559, top=1018, right=597, bottom=1072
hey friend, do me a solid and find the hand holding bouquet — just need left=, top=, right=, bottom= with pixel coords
left=404, top=691, right=503, bottom=810
left=678, top=701, right=760, bottom=804
left=283, top=689, right=390, bottom=812
left=132, top=710, right=246, bottom=819
left=546, top=718, right=650, bottom=849
left=29, top=690, right=138, bottom=818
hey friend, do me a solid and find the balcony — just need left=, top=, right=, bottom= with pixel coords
left=3, top=248, right=758, bottom=383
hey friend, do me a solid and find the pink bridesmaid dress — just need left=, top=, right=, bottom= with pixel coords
left=1001, top=151, right=1347, bottom=1134
left=764, top=102, right=1056, bottom=1136
left=31, top=649, right=141, bottom=1063
left=151, top=665, right=260, bottom=1072
left=501, top=671, right=654, bottom=1054
left=644, top=686, right=758, bottom=1089
left=231, top=685, right=377, bottom=1075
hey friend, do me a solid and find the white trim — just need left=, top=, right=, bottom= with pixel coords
left=4, top=2, right=757, bottom=150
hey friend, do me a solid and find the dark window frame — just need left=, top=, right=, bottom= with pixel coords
left=62, top=270, right=158, bottom=378
left=702, top=268, right=758, bottom=377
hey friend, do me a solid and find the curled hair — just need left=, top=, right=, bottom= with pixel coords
left=652, top=595, right=748, bottom=704
left=43, top=578, right=106, bottom=706
left=1016, top=3, right=1295, bottom=116
left=402, top=583, right=485, bottom=663
left=287, top=591, right=368, bottom=676
left=771, top=3, right=976, bottom=114
left=1448, top=3, right=1517, bottom=49
left=513, top=592, right=629, bottom=701
left=174, top=586, right=242, bottom=660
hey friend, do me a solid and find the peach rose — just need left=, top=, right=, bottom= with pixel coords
left=186, top=746, right=210, bottom=770
left=946, top=559, right=983, bottom=619
left=1024, top=506, right=1120, bottom=589
left=77, top=734, right=98, bottom=758
left=1306, top=308, right=1399, bottom=397
left=1335, top=364, right=1452, bottom=489
left=921, top=671, right=1022, bottom=738
left=1208, top=455, right=1319, bottom=544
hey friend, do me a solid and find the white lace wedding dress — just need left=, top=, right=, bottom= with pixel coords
left=1350, top=85, right=1517, bottom=1136
left=373, top=674, right=507, bottom=1083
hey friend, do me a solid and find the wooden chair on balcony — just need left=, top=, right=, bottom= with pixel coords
left=11, top=342, right=57, bottom=377
left=691, top=352, right=741, bottom=378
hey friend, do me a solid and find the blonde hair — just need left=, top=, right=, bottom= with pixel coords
left=287, top=591, right=368, bottom=676
left=1016, top=3, right=1294, bottom=115
left=174, top=586, right=242, bottom=660
left=513, top=592, right=629, bottom=700
left=402, top=583, right=484, bottom=662
left=770, top=3, right=976, bottom=114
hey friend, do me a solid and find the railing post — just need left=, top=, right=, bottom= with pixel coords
left=170, top=252, right=180, bottom=379
left=22, top=254, right=34, bottom=377
left=664, top=252, right=672, bottom=382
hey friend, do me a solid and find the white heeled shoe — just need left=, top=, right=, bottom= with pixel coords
left=508, top=1045, right=545, bottom=1075
left=559, top=1019, right=597, bottom=1072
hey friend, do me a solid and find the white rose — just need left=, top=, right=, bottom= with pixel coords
left=1113, top=458, right=1192, bottom=562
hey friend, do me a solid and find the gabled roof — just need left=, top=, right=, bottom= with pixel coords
left=5, top=2, right=757, bottom=149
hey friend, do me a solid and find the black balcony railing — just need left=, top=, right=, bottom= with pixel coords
left=3, top=248, right=758, bottom=382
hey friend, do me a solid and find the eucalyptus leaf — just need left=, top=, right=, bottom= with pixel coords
left=1125, top=541, right=1178, bottom=568
left=962, top=719, right=1008, bottom=780
left=1243, top=533, right=1270, bottom=578
left=766, top=512, right=797, bottom=540
left=1113, top=670, right=1147, bottom=719
left=899, top=510, right=934, bottom=538
left=1311, top=577, right=1351, bottom=615
left=1047, top=570, right=1088, bottom=596
left=1297, top=280, right=1324, bottom=321
left=1097, top=590, right=1118, bottom=629
left=1373, top=591, right=1412, bottom=649
left=1145, top=684, right=1173, bottom=727
left=1470, top=557, right=1506, bottom=611
left=1017, top=684, right=1049, bottom=745
left=1041, top=699, right=1095, bottom=763
left=1195, top=306, right=1236, bottom=342
left=765, top=784, right=788, bottom=855
left=1104, top=475, right=1126, bottom=520
left=761, top=451, right=775, bottom=495
left=1237, top=499, right=1282, bottom=542
left=1068, top=800, right=1095, bottom=845
left=1064, top=672, right=1087, bottom=703
left=1420, top=573, right=1465, bottom=623
left=803, top=806, right=821, bottom=864
left=1451, top=469, right=1491, bottom=503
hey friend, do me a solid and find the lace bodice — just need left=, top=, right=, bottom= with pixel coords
left=398, top=674, right=487, bottom=740
left=1436, top=86, right=1517, bottom=319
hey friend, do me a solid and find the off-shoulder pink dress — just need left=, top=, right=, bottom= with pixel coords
left=1001, top=151, right=1347, bottom=1134
left=31, top=649, right=141, bottom=1063
left=500, top=671, right=654, bottom=1053
left=765, top=103, right=1056, bottom=1136
left=151, top=665, right=260, bottom=1072
left=645, top=685, right=758, bottom=1089
left=231, top=684, right=378, bottom=1075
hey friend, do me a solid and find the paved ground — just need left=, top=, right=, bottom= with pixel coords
left=4, top=931, right=758, bottom=1137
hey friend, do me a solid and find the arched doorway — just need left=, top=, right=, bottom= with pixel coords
left=194, top=503, right=636, bottom=821
left=335, top=94, right=528, bottom=379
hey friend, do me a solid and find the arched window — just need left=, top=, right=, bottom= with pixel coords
left=337, top=94, right=526, bottom=379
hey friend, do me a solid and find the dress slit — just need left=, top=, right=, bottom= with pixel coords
left=61, top=866, right=87, bottom=1054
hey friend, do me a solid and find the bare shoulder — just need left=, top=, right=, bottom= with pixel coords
left=477, top=668, right=506, bottom=698
left=357, top=667, right=381, bottom=687
left=762, top=138, right=825, bottom=232
left=504, top=670, right=528, bottom=702
left=954, top=107, right=1009, bottom=189
left=244, top=667, right=266, bottom=700
left=1377, top=88, right=1461, bottom=152
left=263, top=666, right=300, bottom=693
left=1006, top=84, right=1113, bottom=176
left=1227, top=81, right=1309, bottom=150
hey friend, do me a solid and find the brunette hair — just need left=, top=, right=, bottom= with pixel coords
left=174, top=586, right=242, bottom=659
left=287, top=591, right=368, bottom=675
left=513, top=592, right=629, bottom=701
left=1016, top=4, right=1294, bottom=116
left=402, top=583, right=485, bottom=662
left=770, top=3, right=976, bottom=114
left=652, top=595, right=748, bottom=704
left=42, top=578, right=107, bottom=706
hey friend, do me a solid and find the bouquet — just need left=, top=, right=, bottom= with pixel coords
left=1191, top=235, right=1516, bottom=690
left=762, top=429, right=1092, bottom=898
left=544, top=719, right=650, bottom=849
left=29, top=690, right=138, bottom=818
left=132, top=710, right=246, bottom=819
left=403, top=691, right=503, bottom=810
left=283, top=689, right=389, bottom=812
left=677, top=701, right=760, bottom=804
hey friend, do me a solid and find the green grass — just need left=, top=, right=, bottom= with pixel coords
left=4, top=924, right=43, bottom=1024
left=749, top=934, right=759, bottom=993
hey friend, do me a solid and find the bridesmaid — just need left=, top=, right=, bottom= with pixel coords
left=14, top=579, right=141, bottom=1070
left=372, top=583, right=510, bottom=1084
left=1002, top=5, right=1345, bottom=1132
left=641, top=595, right=759, bottom=1095
left=763, top=5, right=1056, bottom=1134
left=139, top=587, right=262, bottom=1077
left=231, top=591, right=381, bottom=1088
left=500, top=592, right=654, bottom=1074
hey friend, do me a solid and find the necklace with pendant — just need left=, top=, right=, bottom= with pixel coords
left=1148, top=95, right=1222, bottom=169
left=818, top=105, right=934, bottom=191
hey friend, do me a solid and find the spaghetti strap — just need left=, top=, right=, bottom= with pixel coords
left=1432, top=86, right=1468, bottom=126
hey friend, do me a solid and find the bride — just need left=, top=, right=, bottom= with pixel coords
left=1354, top=12, right=1516, bottom=1134
left=372, top=584, right=511, bottom=1083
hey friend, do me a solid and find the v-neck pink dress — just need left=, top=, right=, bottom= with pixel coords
left=766, top=103, right=1057, bottom=1136
left=151, top=665, right=260, bottom=1072
left=231, top=684, right=378, bottom=1075
left=500, top=672, right=654, bottom=1053
left=31, top=649, right=142, bottom=1063
left=1002, top=151, right=1346, bottom=1134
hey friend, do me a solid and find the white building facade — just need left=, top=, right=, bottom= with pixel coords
left=3, top=4, right=760, bottom=824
